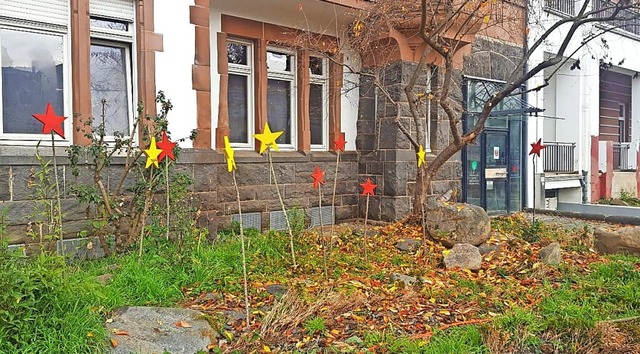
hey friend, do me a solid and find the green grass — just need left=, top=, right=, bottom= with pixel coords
left=359, top=326, right=488, bottom=353
left=3, top=219, right=640, bottom=353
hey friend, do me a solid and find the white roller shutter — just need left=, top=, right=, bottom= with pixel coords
left=90, top=0, right=135, bottom=21
left=0, top=0, right=69, bottom=27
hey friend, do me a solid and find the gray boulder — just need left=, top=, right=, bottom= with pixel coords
left=444, top=243, right=482, bottom=270
left=595, top=227, right=640, bottom=255
left=389, top=273, right=418, bottom=285
left=539, top=242, right=562, bottom=265
left=395, top=238, right=422, bottom=252
left=425, top=202, right=491, bottom=247
left=106, top=306, right=215, bottom=354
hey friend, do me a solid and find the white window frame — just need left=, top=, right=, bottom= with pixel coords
left=0, top=23, right=71, bottom=145
left=227, top=39, right=254, bottom=149
left=619, top=102, right=628, bottom=143
left=266, top=46, right=297, bottom=151
left=309, top=55, right=329, bottom=151
left=90, top=16, right=136, bottom=143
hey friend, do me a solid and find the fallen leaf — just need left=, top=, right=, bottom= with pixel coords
left=113, top=329, right=129, bottom=335
left=86, top=332, right=94, bottom=338
left=110, top=338, right=118, bottom=348
left=175, top=320, right=192, bottom=328
left=263, top=345, right=272, bottom=352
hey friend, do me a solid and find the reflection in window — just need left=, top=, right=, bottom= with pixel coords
left=228, top=74, right=249, bottom=143
left=90, top=17, right=128, bottom=31
left=267, top=79, right=292, bottom=144
left=90, top=44, right=130, bottom=135
left=309, top=84, right=324, bottom=145
left=1, top=29, right=64, bottom=135
left=227, top=43, right=247, bottom=65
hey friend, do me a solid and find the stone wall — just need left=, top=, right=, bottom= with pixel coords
left=0, top=147, right=359, bottom=247
left=356, top=62, right=463, bottom=221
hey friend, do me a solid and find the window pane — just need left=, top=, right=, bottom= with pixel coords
left=267, top=51, right=292, bottom=72
left=310, top=83, right=324, bottom=145
left=267, top=79, right=291, bottom=144
left=90, top=17, right=128, bottom=31
left=1, top=29, right=64, bottom=134
left=228, top=74, right=249, bottom=143
left=309, top=57, right=323, bottom=76
left=90, top=44, right=129, bottom=135
left=227, top=43, right=247, bottom=65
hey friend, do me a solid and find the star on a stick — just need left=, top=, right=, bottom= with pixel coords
left=360, top=178, right=377, bottom=196
left=254, top=122, right=283, bottom=154
left=157, top=131, right=177, bottom=162
left=32, top=102, right=67, bottom=138
left=417, top=145, right=426, bottom=167
left=224, top=136, right=237, bottom=173
left=334, top=134, right=346, bottom=152
left=311, top=166, right=325, bottom=189
left=529, top=138, right=545, bottom=157
left=144, top=137, right=163, bottom=168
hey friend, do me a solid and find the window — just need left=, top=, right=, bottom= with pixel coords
left=0, top=0, right=69, bottom=140
left=227, top=40, right=253, bottom=147
left=222, top=18, right=342, bottom=152
left=309, top=56, right=329, bottom=150
left=1, top=29, right=65, bottom=136
left=266, top=48, right=296, bottom=148
left=89, top=16, right=134, bottom=138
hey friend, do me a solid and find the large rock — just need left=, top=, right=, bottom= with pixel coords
left=444, top=243, right=482, bottom=270
left=595, top=227, right=640, bottom=255
left=539, top=242, right=562, bottom=265
left=425, top=202, right=491, bottom=247
left=106, top=306, right=215, bottom=354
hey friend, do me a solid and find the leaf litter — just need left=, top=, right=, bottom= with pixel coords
left=182, top=213, right=636, bottom=352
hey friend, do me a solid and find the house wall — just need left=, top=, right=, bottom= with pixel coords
left=527, top=2, right=640, bottom=205
left=612, top=171, right=638, bottom=198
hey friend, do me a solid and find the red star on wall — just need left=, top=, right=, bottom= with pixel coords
left=360, top=178, right=377, bottom=196
left=311, top=166, right=325, bottom=189
left=334, top=133, right=347, bottom=152
left=529, top=138, right=545, bottom=157
left=157, top=131, right=177, bottom=162
left=32, top=102, right=67, bottom=138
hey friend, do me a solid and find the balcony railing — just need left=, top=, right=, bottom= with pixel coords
left=543, top=142, right=576, bottom=173
left=613, top=142, right=631, bottom=170
left=593, top=0, right=640, bottom=36
left=544, top=0, right=575, bottom=16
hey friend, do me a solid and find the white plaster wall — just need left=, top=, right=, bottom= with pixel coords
left=154, top=0, right=197, bottom=148
left=612, top=172, right=638, bottom=197
left=211, top=11, right=221, bottom=150
left=209, top=0, right=359, bottom=150
left=558, top=188, right=582, bottom=203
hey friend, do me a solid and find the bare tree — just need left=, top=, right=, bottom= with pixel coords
left=302, top=0, right=639, bottom=213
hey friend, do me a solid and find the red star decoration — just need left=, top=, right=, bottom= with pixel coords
left=311, top=166, right=325, bottom=189
left=32, top=102, right=66, bottom=138
left=157, top=131, right=177, bottom=162
left=529, top=138, right=545, bottom=157
left=334, top=133, right=347, bottom=152
left=360, top=178, right=377, bottom=196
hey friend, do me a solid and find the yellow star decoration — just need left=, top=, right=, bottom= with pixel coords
left=224, top=136, right=236, bottom=172
left=417, top=145, right=426, bottom=167
left=144, top=137, right=163, bottom=168
left=254, top=122, right=283, bottom=154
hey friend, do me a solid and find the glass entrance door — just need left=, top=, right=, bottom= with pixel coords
left=484, top=130, right=509, bottom=214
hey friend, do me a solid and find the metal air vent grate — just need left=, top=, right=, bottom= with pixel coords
left=231, top=212, right=262, bottom=231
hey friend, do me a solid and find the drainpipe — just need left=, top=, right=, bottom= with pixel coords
left=580, top=170, right=588, bottom=203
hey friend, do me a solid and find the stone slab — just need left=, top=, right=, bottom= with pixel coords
left=106, top=306, right=214, bottom=354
